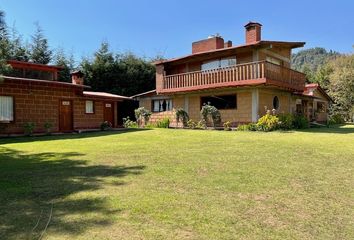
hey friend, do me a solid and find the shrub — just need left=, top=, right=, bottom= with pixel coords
left=134, top=107, right=152, bottom=127
left=200, top=103, right=221, bottom=128
left=293, top=114, right=309, bottom=129
left=196, top=120, right=206, bottom=129
left=223, top=121, right=231, bottom=131
left=100, top=121, right=112, bottom=131
left=256, top=114, right=279, bottom=132
left=44, top=122, right=53, bottom=135
left=156, top=118, right=170, bottom=128
left=237, top=123, right=257, bottom=131
left=122, top=117, right=138, bottom=128
left=175, top=108, right=189, bottom=127
left=144, top=123, right=156, bottom=129
left=278, top=113, right=295, bottom=130
left=23, top=122, right=35, bottom=136
left=328, top=114, right=345, bottom=125
left=187, top=119, right=197, bottom=129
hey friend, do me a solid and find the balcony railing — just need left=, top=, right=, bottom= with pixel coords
left=161, top=61, right=306, bottom=93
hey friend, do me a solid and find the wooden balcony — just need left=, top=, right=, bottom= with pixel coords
left=160, top=61, right=306, bottom=93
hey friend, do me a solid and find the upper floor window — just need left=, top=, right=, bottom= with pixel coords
left=266, top=56, right=282, bottom=66
left=200, top=94, right=237, bottom=109
left=152, top=99, right=172, bottom=112
left=85, top=100, right=94, bottom=114
left=201, top=57, right=237, bottom=71
left=9, top=68, right=55, bottom=81
left=0, top=96, right=14, bottom=122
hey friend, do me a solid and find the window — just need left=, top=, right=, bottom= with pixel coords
left=0, top=96, right=14, bottom=122
left=273, top=96, right=279, bottom=110
left=316, top=102, right=326, bottom=113
left=201, top=57, right=237, bottom=71
left=85, top=100, right=94, bottom=114
left=152, top=99, right=172, bottom=112
left=200, top=94, right=237, bottom=109
left=220, top=57, right=237, bottom=68
left=266, top=56, right=282, bottom=66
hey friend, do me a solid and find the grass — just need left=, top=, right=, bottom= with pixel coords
left=0, top=125, right=353, bottom=240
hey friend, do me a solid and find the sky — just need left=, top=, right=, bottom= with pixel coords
left=1, top=0, right=353, bottom=62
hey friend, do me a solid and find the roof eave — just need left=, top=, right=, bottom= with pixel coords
left=156, top=40, right=306, bottom=65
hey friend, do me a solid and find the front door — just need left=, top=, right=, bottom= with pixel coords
left=103, top=102, right=114, bottom=127
left=59, top=100, right=73, bottom=132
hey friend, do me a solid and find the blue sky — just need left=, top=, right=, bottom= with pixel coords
left=1, top=0, right=353, bottom=61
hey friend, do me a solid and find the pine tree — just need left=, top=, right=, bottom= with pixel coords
left=80, top=42, right=155, bottom=96
left=29, top=23, right=52, bottom=64
left=0, top=10, right=12, bottom=76
left=10, top=26, right=30, bottom=61
left=53, top=48, right=75, bottom=82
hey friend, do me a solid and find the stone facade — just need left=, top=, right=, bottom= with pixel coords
left=138, top=88, right=297, bottom=127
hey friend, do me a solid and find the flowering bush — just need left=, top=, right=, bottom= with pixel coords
left=200, top=103, right=221, bottom=128
left=223, top=121, right=231, bottom=131
left=187, top=119, right=197, bottom=129
left=123, top=117, right=138, bottom=128
left=256, top=113, right=279, bottom=132
left=196, top=120, right=206, bottom=129
left=134, top=107, right=152, bottom=127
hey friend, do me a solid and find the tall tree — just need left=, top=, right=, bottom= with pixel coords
left=0, top=10, right=11, bottom=76
left=29, top=23, right=52, bottom=64
left=326, top=53, right=354, bottom=121
left=53, top=48, right=75, bottom=82
left=81, top=42, right=115, bottom=91
left=9, top=26, right=30, bottom=62
left=81, top=42, right=155, bottom=96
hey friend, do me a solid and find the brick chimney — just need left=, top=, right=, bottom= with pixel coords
left=244, top=22, right=262, bottom=44
left=192, top=35, right=225, bottom=54
left=71, top=70, right=84, bottom=85
left=224, top=40, right=232, bottom=48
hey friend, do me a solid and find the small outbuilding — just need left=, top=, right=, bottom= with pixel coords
left=0, top=60, right=131, bottom=135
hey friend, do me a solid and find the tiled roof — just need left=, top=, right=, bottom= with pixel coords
left=7, top=60, right=64, bottom=70
left=130, top=89, right=156, bottom=98
left=154, top=40, right=305, bottom=65
left=302, top=83, right=333, bottom=102
left=3, top=76, right=89, bottom=88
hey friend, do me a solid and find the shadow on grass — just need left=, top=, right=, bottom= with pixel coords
left=297, top=124, right=354, bottom=134
left=0, top=147, right=145, bottom=239
left=0, top=128, right=151, bottom=145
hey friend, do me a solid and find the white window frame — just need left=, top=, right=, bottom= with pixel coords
left=0, top=96, right=14, bottom=123
left=85, top=100, right=94, bottom=114
left=201, top=56, right=237, bottom=71
left=152, top=99, right=173, bottom=112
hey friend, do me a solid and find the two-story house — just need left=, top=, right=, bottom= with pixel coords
left=0, top=60, right=130, bottom=135
left=134, top=22, right=332, bottom=126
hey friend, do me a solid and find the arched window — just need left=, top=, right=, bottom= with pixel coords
left=273, top=96, right=279, bottom=110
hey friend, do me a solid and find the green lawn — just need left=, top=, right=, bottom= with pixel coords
left=0, top=125, right=353, bottom=240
